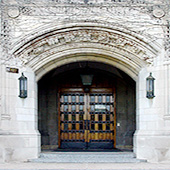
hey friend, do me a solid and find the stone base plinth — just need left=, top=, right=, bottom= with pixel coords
left=0, top=132, right=40, bottom=162
left=134, top=131, right=170, bottom=163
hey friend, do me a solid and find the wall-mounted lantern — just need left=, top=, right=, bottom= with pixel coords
left=146, top=72, right=155, bottom=99
left=19, top=73, right=27, bottom=98
left=80, top=74, right=93, bottom=86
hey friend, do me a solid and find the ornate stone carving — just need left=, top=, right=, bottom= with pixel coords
left=7, top=6, right=20, bottom=18
left=18, top=6, right=139, bottom=17
left=32, top=0, right=164, bottom=5
left=15, top=0, right=168, bottom=19
left=152, top=8, right=165, bottom=18
left=164, top=21, right=170, bottom=60
left=14, top=28, right=157, bottom=65
left=1, top=12, right=12, bottom=63
left=19, top=6, right=33, bottom=15
left=2, top=0, right=164, bottom=66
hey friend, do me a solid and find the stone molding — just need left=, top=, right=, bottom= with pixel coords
left=13, top=25, right=158, bottom=68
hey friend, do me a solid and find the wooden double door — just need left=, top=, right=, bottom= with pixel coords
left=58, top=88, right=116, bottom=149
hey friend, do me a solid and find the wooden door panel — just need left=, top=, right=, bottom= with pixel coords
left=59, top=93, right=86, bottom=148
left=88, top=93, right=115, bottom=149
left=58, top=88, right=116, bottom=149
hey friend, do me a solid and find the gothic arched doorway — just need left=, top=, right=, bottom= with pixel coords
left=38, top=61, right=136, bottom=151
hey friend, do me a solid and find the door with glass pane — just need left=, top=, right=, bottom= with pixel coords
left=58, top=88, right=116, bottom=149
left=88, top=92, right=115, bottom=149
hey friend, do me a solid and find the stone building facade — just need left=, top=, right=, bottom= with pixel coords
left=0, top=0, right=170, bottom=163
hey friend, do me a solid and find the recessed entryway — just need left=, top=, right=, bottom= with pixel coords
left=38, top=61, right=136, bottom=151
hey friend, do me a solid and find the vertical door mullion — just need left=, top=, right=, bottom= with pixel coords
left=95, top=95, right=98, bottom=141
left=87, top=94, right=90, bottom=143
left=76, top=95, right=79, bottom=141
left=103, top=95, right=106, bottom=141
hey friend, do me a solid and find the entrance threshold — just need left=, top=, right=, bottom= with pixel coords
left=30, top=151, right=146, bottom=163
left=51, top=148, right=122, bottom=152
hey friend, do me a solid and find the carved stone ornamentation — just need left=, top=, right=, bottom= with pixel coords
left=38, top=0, right=163, bottom=5
left=14, top=28, right=157, bottom=66
left=152, top=8, right=165, bottom=18
left=7, top=6, right=20, bottom=18
left=19, top=6, right=33, bottom=15
left=1, top=17, right=12, bottom=63
left=164, top=21, right=170, bottom=60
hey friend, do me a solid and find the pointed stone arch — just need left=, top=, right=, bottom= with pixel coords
left=13, top=23, right=159, bottom=81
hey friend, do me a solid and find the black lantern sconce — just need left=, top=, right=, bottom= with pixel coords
left=80, top=74, right=93, bottom=93
left=146, top=72, right=155, bottom=99
left=80, top=74, right=93, bottom=86
left=19, top=73, right=27, bottom=98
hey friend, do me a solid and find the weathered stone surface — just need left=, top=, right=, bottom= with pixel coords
left=13, top=28, right=157, bottom=66
left=1, top=0, right=170, bottom=163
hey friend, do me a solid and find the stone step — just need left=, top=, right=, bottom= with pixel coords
left=30, top=152, right=146, bottom=163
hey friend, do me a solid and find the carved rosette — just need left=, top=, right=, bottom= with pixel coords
left=13, top=28, right=157, bottom=68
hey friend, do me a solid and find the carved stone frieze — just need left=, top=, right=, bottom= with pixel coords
left=19, top=6, right=140, bottom=17
left=12, top=0, right=166, bottom=5
left=10, top=0, right=167, bottom=20
left=14, top=28, right=157, bottom=66
left=17, top=4, right=166, bottom=19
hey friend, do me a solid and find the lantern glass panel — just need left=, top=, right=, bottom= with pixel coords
left=20, top=79, right=24, bottom=90
left=149, top=80, right=153, bottom=91
left=24, top=79, right=27, bottom=91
